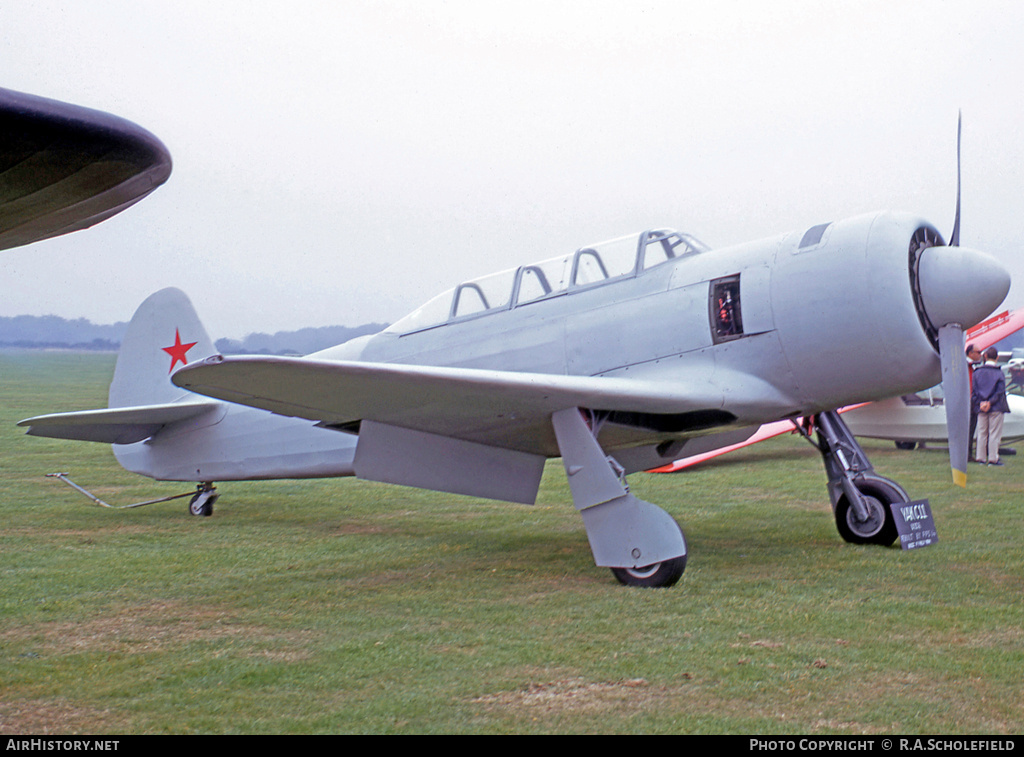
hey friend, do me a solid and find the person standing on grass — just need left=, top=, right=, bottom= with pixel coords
left=972, top=347, right=1011, bottom=466
left=966, top=343, right=982, bottom=461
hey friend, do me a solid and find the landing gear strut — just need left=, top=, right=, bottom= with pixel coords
left=812, top=411, right=904, bottom=546
left=552, top=408, right=687, bottom=587
left=188, top=482, right=218, bottom=517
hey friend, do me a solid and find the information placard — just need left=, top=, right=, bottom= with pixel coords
left=890, top=499, right=938, bottom=550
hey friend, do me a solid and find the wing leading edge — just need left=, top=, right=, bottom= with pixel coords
left=171, top=354, right=794, bottom=457
left=0, top=88, right=172, bottom=252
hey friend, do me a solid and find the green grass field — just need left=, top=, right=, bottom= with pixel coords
left=2, top=350, right=1022, bottom=734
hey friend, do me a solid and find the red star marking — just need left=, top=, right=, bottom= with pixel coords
left=162, top=328, right=198, bottom=373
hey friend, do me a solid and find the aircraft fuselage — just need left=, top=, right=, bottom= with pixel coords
left=117, top=211, right=1005, bottom=483
left=325, top=212, right=947, bottom=415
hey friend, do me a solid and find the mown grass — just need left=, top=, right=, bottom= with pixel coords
left=1, top=350, right=1022, bottom=734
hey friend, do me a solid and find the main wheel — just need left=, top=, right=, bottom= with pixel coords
left=611, top=555, right=687, bottom=588
left=894, top=441, right=917, bottom=450
left=834, top=479, right=901, bottom=546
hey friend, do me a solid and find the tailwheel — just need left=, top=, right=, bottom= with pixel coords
left=834, top=478, right=901, bottom=546
left=611, top=555, right=687, bottom=588
left=188, top=483, right=218, bottom=517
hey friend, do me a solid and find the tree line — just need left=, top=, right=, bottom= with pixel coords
left=0, top=314, right=386, bottom=355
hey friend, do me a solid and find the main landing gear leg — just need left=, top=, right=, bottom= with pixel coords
left=551, top=408, right=687, bottom=587
left=188, top=482, right=218, bottom=517
left=812, top=411, right=905, bottom=546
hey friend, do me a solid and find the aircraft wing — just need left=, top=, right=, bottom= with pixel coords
left=171, top=355, right=791, bottom=457
left=0, top=88, right=172, bottom=252
left=966, top=309, right=1024, bottom=351
left=18, top=400, right=221, bottom=445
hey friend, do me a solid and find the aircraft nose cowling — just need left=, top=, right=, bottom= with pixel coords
left=917, top=245, right=1010, bottom=330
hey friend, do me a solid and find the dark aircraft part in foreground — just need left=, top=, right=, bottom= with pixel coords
left=0, top=88, right=172, bottom=252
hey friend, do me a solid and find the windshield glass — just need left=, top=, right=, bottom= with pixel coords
left=387, top=288, right=454, bottom=334
left=452, top=267, right=515, bottom=318
left=572, top=234, right=640, bottom=286
left=641, top=229, right=709, bottom=270
left=515, top=254, right=571, bottom=305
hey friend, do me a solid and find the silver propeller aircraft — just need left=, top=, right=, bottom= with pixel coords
left=12, top=95, right=1011, bottom=586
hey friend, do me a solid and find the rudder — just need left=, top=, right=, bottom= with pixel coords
left=109, top=288, right=217, bottom=408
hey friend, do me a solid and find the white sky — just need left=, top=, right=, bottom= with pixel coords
left=2, top=0, right=1023, bottom=339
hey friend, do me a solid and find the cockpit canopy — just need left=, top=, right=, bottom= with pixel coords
left=388, top=228, right=709, bottom=334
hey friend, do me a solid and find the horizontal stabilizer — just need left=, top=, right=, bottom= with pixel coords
left=18, top=400, right=220, bottom=444
left=0, top=88, right=172, bottom=252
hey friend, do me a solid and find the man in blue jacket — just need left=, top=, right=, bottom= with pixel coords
left=972, top=347, right=1011, bottom=466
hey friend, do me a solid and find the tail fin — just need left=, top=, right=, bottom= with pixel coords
left=108, top=288, right=217, bottom=408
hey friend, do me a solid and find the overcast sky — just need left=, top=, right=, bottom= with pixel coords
left=2, top=0, right=1022, bottom=339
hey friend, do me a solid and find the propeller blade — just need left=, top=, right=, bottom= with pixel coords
left=939, top=324, right=970, bottom=486
left=939, top=113, right=970, bottom=486
left=950, top=110, right=962, bottom=247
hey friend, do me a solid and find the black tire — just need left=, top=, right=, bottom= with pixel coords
left=611, top=555, right=687, bottom=588
left=189, top=492, right=216, bottom=517
left=894, top=441, right=917, bottom=450
left=834, top=479, right=901, bottom=546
